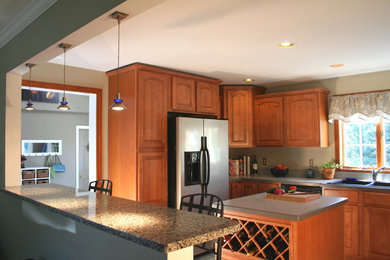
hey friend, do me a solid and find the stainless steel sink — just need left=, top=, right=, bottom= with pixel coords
left=371, top=181, right=390, bottom=187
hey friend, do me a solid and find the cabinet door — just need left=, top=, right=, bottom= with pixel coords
left=344, top=204, right=359, bottom=256
left=137, top=70, right=168, bottom=151
left=171, top=76, right=196, bottom=112
left=225, top=89, right=253, bottom=147
left=137, top=152, right=167, bottom=207
left=196, top=81, right=219, bottom=115
left=254, top=97, right=284, bottom=146
left=284, top=93, right=319, bottom=146
left=230, top=181, right=244, bottom=199
left=364, top=207, right=390, bottom=259
left=256, top=182, right=279, bottom=193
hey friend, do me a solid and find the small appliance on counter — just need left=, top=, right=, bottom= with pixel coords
left=305, top=159, right=315, bottom=178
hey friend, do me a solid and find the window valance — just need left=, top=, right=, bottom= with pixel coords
left=328, top=90, right=390, bottom=123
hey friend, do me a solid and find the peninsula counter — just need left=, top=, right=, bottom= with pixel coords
left=0, top=184, right=239, bottom=260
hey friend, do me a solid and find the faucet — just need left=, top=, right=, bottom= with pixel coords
left=371, top=166, right=386, bottom=181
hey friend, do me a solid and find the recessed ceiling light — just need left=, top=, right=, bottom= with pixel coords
left=244, top=78, right=255, bottom=82
left=330, top=64, right=344, bottom=68
left=278, top=41, right=295, bottom=48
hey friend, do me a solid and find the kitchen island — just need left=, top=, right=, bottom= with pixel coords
left=221, top=193, right=347, bottom=260
left=0, top=184, right=239, bottom=260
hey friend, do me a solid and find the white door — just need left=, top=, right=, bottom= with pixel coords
left=76, top=126, right=89, bottom=191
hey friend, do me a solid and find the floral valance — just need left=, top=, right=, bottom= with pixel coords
left=328, top=90, right=390, bottom=123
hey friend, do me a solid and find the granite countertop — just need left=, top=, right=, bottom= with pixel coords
left=230, top=174, right=390, bottom=192
left=223, top=192, right=347, bottom=221
left=0, top=184, right=239, bottom=253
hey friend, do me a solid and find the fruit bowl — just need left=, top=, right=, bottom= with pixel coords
left=271, top=168, right=289, bottom=177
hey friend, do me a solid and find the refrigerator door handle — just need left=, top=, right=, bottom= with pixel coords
left=200, top=136, right=210, bottom=194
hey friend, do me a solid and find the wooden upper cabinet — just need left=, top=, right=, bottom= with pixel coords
left=254, top=97, right=284, bottom=146
left=171, top=76, right=196, bottom=112
left=284, top=93, right=319, bottom=146
left=222, top=85, right=266, bottom=148
left=196, top=81, right=219, bottom=115
left=137, top=152, right=167, bottom=207
left=137, top=70, right=168, bottom=151
left=254, top=88, right=329, bottom=147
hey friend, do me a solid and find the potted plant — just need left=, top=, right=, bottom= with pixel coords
left=319, top=162, right=341, bottom=179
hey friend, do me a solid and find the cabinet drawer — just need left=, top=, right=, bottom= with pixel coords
left=22, top=170, right=35, bottom=179
left=323, top=189, right=359, bottom=204
left=364, top=192, right=390, bottom=208
left=37, top=169, right=49, bottom=178
left=37, top=179, right=49, bottom=184
left=22, top=180, right=35, bottom=185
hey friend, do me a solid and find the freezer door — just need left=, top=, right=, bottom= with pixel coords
left=176, top=117, right=229, bottom=208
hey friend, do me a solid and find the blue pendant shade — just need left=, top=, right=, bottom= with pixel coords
left=110, top=11, right=128, bottom=111
left=110, top=92, right=126, bottom=111
left=24, top=63, right=36, bottom=111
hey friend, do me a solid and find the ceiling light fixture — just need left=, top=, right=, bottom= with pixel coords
left=330, top=64, right=344, bottom=68
left=110, top=11, right=129, bottom=111
left=278, top=41, right=295, bottom=48
left=244, top=78, right=255, bottom=82
left=24, top=63, right=36, bottom=111
left=57, top=43, right=71, bottom=111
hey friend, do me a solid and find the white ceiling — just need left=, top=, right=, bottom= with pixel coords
left=7, top=0, right=390, bottom=87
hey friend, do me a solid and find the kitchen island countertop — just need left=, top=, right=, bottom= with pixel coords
left=0, top=184, right=239, bottom=253
left=223, top=192, right=347, bottom=221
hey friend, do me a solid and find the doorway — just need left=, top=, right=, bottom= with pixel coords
left=76, top=126, right=91, bottom=191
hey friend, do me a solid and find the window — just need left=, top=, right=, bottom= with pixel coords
left=336, top=119, right=390, bottom=171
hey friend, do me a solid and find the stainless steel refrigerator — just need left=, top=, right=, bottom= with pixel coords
left=168, top=115, right=229, bottom=209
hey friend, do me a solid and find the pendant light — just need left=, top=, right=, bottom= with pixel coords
left=57, top=43, right=71, bottom=111
left=24, top=63, right=36, bottom=111
left=110, top=11, right=128, bottom=111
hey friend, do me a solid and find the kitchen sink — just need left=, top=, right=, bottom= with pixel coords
left=328, top=180, right=372, bottom=185
left=371, top=181, right=390, bottom=187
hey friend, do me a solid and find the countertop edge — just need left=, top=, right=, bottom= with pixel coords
left=223, top=193, right=348, bottom=222
left=0, top=188, right=169, bottom=252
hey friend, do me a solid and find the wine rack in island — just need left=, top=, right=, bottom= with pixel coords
left=222, top=215, right=290, bottom=260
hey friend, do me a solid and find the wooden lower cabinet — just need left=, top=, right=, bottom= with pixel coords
left=137, top=152, right=167, bottom=207
left=324, top=188, right=390, bottom=260
left=323, top=188, right=361, bottom=258
left=230, top=181, right=279, bottom=199
left=222, top=205, right=344, bottom=260
left=344, top=204, right=359, bottom=256
left=363, top=207, right=390, bottom=259
left=363, top=191, right=390, bottom=259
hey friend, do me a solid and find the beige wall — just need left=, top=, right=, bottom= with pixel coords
left=5, top=73, right=22, bottom=186
left=22, top=62, right=109, bottom=179
left=231, top=69, right=390, bottom=170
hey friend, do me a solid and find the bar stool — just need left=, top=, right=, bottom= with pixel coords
left=88, top=180, right=113, bottom=195
left=180, top=193, right=224, bottom=260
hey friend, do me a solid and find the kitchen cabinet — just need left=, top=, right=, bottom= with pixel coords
left=363, top=191, right=390, bottom=259
left=108, top=63, right=221, bottom=206
left=323, top=188, right=360, bottom=257
left=254, top=97, right=284, bottom=146
left=222, top=85, right=266, bottom=148
left=137, top=152, right=167, bottom=206
left=254, top=88, right=329, bottom=147
left=170, top=76, right=220, bottom=115
left=229, top=180, right=279, bottom=199
left=171, top=76, right=196, bottom=112
left=138, top=70, right=168, bottom=151
left=108, top=64, right=168, bottom=206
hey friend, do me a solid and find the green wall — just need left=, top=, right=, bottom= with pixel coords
left=0, top=0, right=125, bottom=188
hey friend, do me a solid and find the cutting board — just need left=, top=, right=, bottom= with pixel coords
left=266, top=192, right=321, bottom=202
